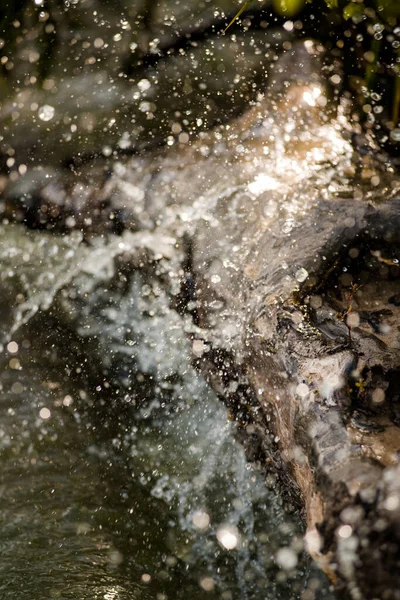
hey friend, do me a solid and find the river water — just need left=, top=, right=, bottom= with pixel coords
left=0, top=224, right=335, bottom=599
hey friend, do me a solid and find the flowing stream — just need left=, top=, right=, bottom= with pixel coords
left=0, top=225, right=335, bottom=599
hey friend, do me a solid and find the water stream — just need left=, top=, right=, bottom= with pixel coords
left=0, top=225, right=335, bottom=599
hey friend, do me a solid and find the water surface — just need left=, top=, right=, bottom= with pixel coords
left=0, top=313, right=333, bottom=600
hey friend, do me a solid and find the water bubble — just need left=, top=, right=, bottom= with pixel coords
left=9, top=358, right=21, bottom=370
left=302, top=86, right=322, bottom=107
left=139, top=101, right=151, bottom=113
left=380, top=323, right=391, bottom=334
left=344, top=217, right=355, bottom=228
left=179, top=132, right=189, bottom=144
left=166, top=556, right=178, bottom=567
left=63, top=395, right=73, bottom=407
left=349, top=248, right=359, bottom=259
left=11, top=382, right=23, bottom=394
left=38, top=105, right=55, bottom=121
left=102, top=146, right=112, bottom=157
left=319, top=374, right=344, bottom=402
left=171, top=122, right=182, bottom=134
left=340, top=506, right=364, bottom=524
left=330, top=74, right=341, bottom=85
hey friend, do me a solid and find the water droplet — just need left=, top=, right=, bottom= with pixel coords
left=372, top=388, right=385, bottom=404
left=39, top=407, right=51, bottom=420
left=192, top=340, right=205, bottom=357
left=390, top=128, right=400, bottom=142
left=38, top=105, right=55, bottom=121
left=337, top=524, right=352, bottom=538
left=216, top=525, right=239, bottom=550
left=384, top=495, right=400, bottom=511
left=346, top=312, right=360, bottom=328
left=7, top=341, right=18, bottom=354
left=295, top=268, right=308, bottom=283
left=200, top=577, right=215, bottom=592
left=192, top=510, right=210, bottom=530
left=138, top=79, right=151, bottom=93
left=276, top=547, right=298, bottom=570
left=310, top=295, right=322, bottom=309
left=296, top=383, right=309, bottom=398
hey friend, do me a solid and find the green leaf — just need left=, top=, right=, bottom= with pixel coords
left=343, top=2, right=364, bottom=20
left=273, top=0, right=305, bottom=16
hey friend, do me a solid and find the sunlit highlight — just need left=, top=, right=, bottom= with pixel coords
left=248, top=173, right=281, bottom=195
left=216, top=525, right=239, bottom=550
left=302, top=86, right=322, bottom=107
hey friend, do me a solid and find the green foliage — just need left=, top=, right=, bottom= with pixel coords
left=342, top=3, right=364, bottom=20
left=273, top=0, right=305, bottom=16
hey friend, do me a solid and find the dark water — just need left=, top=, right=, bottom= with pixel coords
left=0, top=318, right=333, bottom=600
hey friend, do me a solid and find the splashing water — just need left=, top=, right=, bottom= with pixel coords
left=0, top=223, right=334, bottom=600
